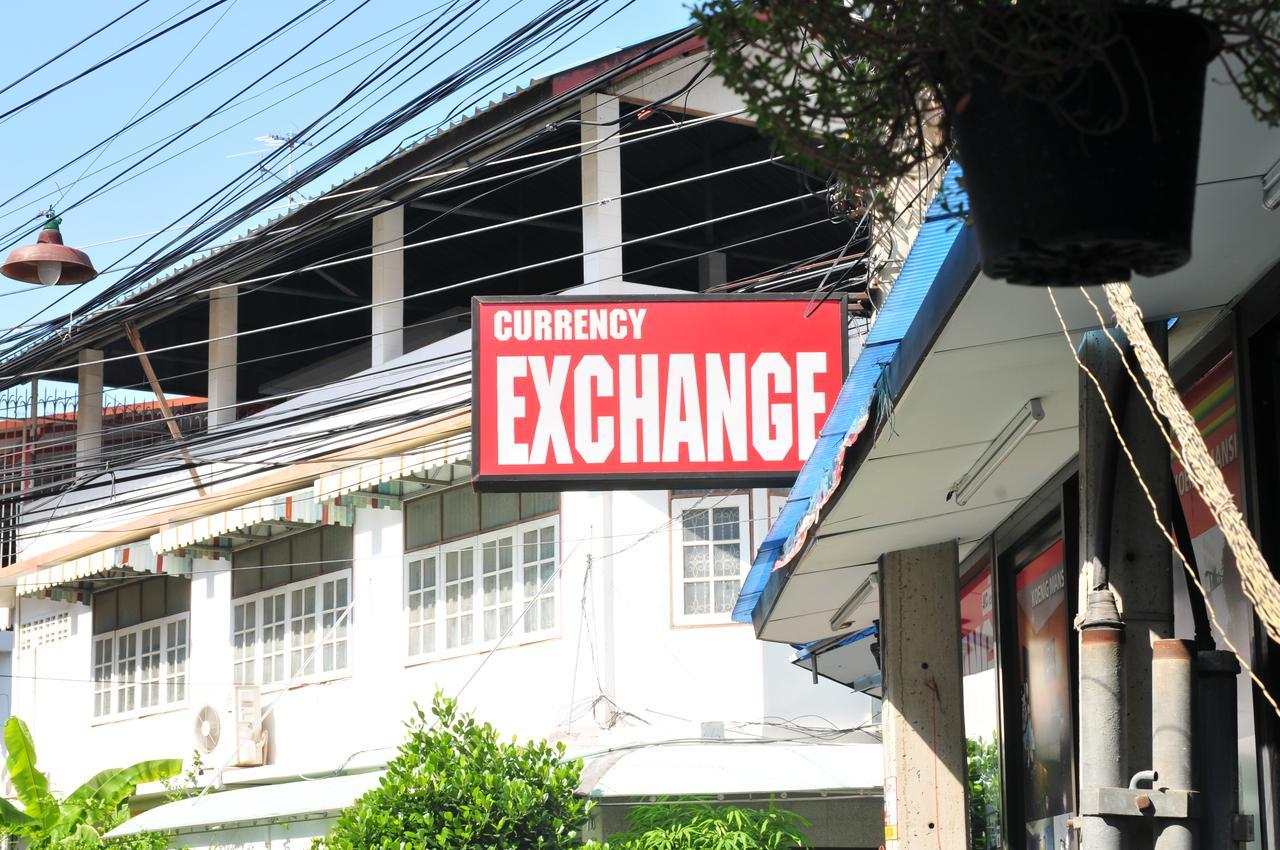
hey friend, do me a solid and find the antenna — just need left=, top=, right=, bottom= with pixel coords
left=226, top=132, right=314, bottom=208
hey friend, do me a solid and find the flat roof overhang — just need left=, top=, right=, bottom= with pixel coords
left=749, top=81, right=1280, bottom=646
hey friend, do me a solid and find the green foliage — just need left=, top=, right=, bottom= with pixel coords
left=315, top=693, right=591, bottom=849
left=694, top=0, right=1280, bottom=212
left=966, top=737, right=1002, bottom=850
left=0, top=716, right=181, bottom=849
left=607, top=800, right=810, bottom=850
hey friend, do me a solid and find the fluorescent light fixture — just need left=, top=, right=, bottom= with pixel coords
left=950, top=398, right=1045, bottom=507
left=1265, top=157, right=1280, bottom=210
left=830, top=572, right=878, bottom=632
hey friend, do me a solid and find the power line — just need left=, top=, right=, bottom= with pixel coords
left=0, top=0, right=239, bottom=126
left=0, top=17, right=699, bottom=374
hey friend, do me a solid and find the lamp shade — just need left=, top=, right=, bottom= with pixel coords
left=1, top=217, right=97, bottom=285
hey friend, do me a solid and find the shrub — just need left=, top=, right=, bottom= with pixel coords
left=315, top=693, right=591, bottom=849
left=606, top=800, right=810, bottom=850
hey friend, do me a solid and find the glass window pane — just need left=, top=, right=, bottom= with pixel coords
left=683, top=547, right=710, bottom=578
left=713, top=579, right=740, bottom=613
left=713, top=542, right=741, bottom=576
left=684, top=582, right=710, bottom=615
left=712, top=507, right=739, bottom=540
left=682, top=509, right=709, bottom=542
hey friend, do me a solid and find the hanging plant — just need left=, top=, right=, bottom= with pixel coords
left=694, top=1, right=1280, bottom=285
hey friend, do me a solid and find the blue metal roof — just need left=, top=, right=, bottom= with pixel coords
left=733, top=165, right=969, bottom=624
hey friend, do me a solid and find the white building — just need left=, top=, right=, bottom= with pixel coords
left=0, top=29, right=916, bottom=850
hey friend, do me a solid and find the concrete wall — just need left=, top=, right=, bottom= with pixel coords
left=11, top=488, right=874, bottom=795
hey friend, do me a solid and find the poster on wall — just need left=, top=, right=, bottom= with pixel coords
left=1172, top=353, right=1260, bottom=846
left=1015, top=539, right=1075, bottom=850
left=471, top=295, right=848, bottom=490
left=961, top=567, right=996, bottom=677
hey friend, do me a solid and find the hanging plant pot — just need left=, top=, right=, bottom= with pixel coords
left=949, top=7, right=1222, bottom=286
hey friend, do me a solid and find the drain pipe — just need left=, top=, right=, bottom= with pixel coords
left=1079, top=590, right=1126, bottom=850
left=1078, top=331, right=1127, bottom=850
left=1153, top=639, right=1196, bottom=850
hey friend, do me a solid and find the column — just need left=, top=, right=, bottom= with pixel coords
left=75, top=348, right=103, bottom=466
left=371, top=206, right=404, bottom=366
left=580, top=93, right=622, bottom=290
left=208, top=286, right=238, bottom=429
left=877, top=540, right=967, bottom=849
left=698, top=252, right=727, bottom=291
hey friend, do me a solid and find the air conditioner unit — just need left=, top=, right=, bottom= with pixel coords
left=192, top=685, right=268, bottom=768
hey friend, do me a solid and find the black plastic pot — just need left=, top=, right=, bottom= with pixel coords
left=949, top=7, right=1222, bottom=286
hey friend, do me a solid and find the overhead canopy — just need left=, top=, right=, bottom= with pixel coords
left=105, top=771, right=382, bottom=838
left=150, top=486, right=327, bottom=557
left=742, top=76, right=1280, bottom=646
left=18, top=538, right=188, bottom=599
left=792, top=628, right=882, bottom=698
left=312, top=434, right=470, bottom=502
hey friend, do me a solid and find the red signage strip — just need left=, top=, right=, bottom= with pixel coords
left=471, top=294, right=848, bottom=491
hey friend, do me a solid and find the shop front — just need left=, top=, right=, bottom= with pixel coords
left=737, top=144, right=1280, bottom=848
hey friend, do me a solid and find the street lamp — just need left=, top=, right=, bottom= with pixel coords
left=1, top=213, right=97, bottom=285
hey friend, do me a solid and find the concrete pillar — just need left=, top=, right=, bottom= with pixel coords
left=877, top=540, right=967, bottom=849
left=75, top=348, right=103, bottom=466
left=208, top=287, right=238, bottom=429
left=580, top=93, right=622, bottom=289
left=371, top=206, right=404, bottom=366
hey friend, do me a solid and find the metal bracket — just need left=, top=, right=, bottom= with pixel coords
left=1079, top=786, right=1200, bottom=819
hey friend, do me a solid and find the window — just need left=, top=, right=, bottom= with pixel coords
left=404, top=517, right=559, bottom=661
left=231, top=526, right=355, bottom=687
left=670, top=493, right=751, bottom=625
left=91, top=576, right=191, bottom=719
left=232, top=573, right=351, bottom=687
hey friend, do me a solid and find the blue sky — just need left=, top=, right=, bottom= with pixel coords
left=0, top=0, right=698, bottom=378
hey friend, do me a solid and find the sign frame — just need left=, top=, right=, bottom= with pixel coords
left=470, top=292, right=849, bottom=492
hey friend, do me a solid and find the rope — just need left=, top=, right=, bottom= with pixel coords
left=1046, top=288, right=1280, bottom=721
left=1102, top=282, right=1280, bottom=645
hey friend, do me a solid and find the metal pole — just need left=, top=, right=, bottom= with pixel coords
left=1196, top=650, right=1239, bottom=850
left=1153, top=639, right=1196, bottom=850
left=1078, top=330, right=1128, bottom=850
left=1080, top=591, right=1127, bottom=850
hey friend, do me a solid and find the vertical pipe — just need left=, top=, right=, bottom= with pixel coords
left=1197, top=650, right=1239, bottom=850
left=1153, top=639, right=1196, bottom=850
left=1080, top=592, right=1126, bottom=850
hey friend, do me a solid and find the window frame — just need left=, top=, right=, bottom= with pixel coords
left=91, top=612, right=190, bottom=722
left=231, top=569, right=353, bottom=690
left=669, top=492, right=753, bottom=626
left=404, top=515, right=561, bottom=664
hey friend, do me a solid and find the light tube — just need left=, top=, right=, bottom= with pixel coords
left=951, top=398, right=1045, bottom=507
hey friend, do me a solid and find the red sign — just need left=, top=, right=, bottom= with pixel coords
left=471, top=295, right=847, bottom=490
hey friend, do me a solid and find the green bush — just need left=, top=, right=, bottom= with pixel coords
left=315, top=693, right=591, bottom=849
left=966, top=737, right=1002, bottom=850
left=607, top=800, right=810, bottom=850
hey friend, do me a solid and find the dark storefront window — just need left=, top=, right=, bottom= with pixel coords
left=1013, top=538, right=1075, bottom=850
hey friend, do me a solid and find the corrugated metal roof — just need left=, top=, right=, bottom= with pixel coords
left=733, top=166, right=968, bottom=624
